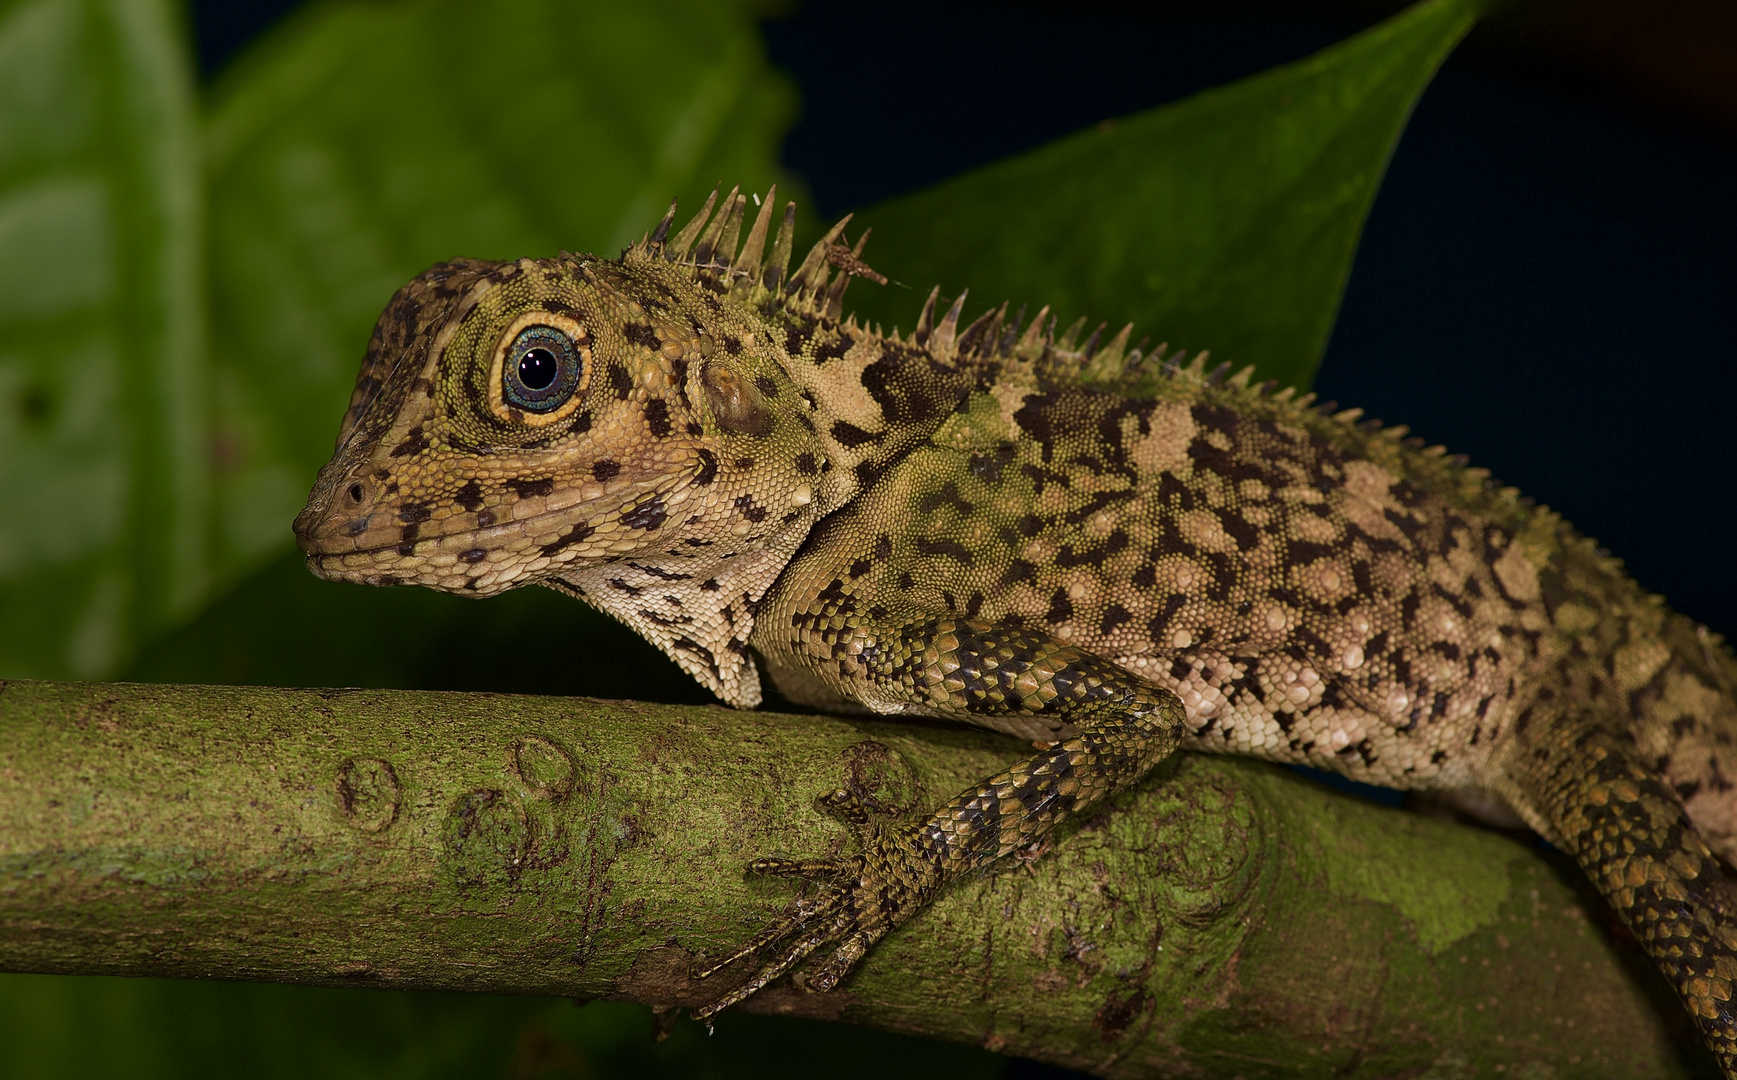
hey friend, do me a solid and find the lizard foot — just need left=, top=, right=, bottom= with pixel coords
left=691, top=787, right=937, bottom=1018
left=690, top=686, right=1184, bottom=1018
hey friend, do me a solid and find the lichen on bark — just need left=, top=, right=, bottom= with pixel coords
left=0, top=679, right=1715, bottom=1077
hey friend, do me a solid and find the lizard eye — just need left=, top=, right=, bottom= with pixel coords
left=503, top=325, right=583, bottom=413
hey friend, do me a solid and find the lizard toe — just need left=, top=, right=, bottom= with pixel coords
left=749, top=854, right=857, bottom=879
left=695, top=827, right=937, bottom=1013
left=804, top=932, right=875, bottom=993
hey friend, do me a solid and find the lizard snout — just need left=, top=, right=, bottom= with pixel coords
left=293, top=469, right=385, bottom=556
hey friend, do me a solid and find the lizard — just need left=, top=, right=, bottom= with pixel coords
left=293, top=185, right=1737, bottom=1069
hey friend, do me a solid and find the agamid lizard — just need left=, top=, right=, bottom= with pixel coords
left=294, top=186, right=1737, bottom=1069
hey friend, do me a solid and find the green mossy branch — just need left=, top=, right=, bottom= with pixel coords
left=0, top=680, right=1710, bottom=1077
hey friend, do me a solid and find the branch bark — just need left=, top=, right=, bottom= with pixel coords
left=0, top=679, right=1713, bottom=1077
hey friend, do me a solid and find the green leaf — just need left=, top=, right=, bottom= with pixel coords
left=0, top=976, right=1007, bottom=1080
left=844, top=0, right=1478, bottom=392
left=0, top=0, right=205, bottom=678
left=202, top=0, right=798, bottom=584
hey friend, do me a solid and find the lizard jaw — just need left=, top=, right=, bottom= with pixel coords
left=295, top=509, right=613, bottom=596
left=295, top=473, right=704, bottom=597
left=299, top=538, right=529, bottom=595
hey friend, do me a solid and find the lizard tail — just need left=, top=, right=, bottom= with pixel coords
left=1513, top=718, right=1737, bottom=1073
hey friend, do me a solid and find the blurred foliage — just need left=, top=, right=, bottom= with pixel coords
left=0, top=0, right=1475, bottom=1075
left=129, top=544, right=717, bottom=702
left=0, top=978, right=1005, bottom=1080
left=0, top=0, right=203, bottom=678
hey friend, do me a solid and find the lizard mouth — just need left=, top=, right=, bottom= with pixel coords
left=294, top=469, right=674, bottom=594
left=292, top=464, right=570, bottom=592
left=299, top=517, right=528, bottom=580
left=295, top=495, right=608, bottom=593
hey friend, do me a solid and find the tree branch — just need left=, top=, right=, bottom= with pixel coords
left=0, top=680, right=1711, bottom=1077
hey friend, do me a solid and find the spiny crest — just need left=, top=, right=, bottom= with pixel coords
left=631, top=187, right=1184, bottom=383
left=635, top=184, right=890, bottom=322
left=980, top=305, right=1548, bottom=537
left=627, top=188, right=1518, bottom=515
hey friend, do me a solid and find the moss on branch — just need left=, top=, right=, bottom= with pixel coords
left=0, top=680, right=1712, bottom=1077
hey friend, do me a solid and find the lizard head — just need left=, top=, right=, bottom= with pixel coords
left=292, top=185, right=993, bottom=705
left=292, top=243, right=832, bottom=598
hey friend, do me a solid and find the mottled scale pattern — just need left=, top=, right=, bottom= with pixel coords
left=763, top=373, right=1552, bottom=792
left=296, top=187, right=1737, bottom=1070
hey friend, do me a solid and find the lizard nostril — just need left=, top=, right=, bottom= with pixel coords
left=347, top=482, right=366, bottom=505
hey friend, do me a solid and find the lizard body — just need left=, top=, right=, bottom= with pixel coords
left=294, top=188, right=1737, bottom=1068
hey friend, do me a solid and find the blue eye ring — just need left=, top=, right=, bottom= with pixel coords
left=502, top=325, right=582, bottom=413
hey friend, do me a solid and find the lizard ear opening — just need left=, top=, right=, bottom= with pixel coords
left=487, top=311, right=592, bottom=427
left=701, top=360, right=773, bottom=436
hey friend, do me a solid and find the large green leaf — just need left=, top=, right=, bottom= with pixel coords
left=0, top=0, right=205, bottom=678
left=847, top=0, right=1478, bottom=393
left=202, top=0, right=799, bottom=584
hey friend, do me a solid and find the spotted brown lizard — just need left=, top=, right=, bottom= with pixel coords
left=293, top=187, right=1737, bottom=1068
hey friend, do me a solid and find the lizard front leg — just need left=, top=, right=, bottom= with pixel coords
left=693, top=618, right=1186, bottom=1016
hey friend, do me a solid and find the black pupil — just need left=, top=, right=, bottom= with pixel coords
left=518, top=347, right=558, bottom=390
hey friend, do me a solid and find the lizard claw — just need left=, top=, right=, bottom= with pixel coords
left=804, top=933, right=872, bottom=992
left=692, top=819, right=937, bottom=1017
left=690, top=874, right=855, bottom=1018
left=747, top=855, right=852, bottom=879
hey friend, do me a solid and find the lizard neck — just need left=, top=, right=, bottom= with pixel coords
left=777, top=310, right=981, bottom=515
left=576, top=304, right=983, bottom=707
